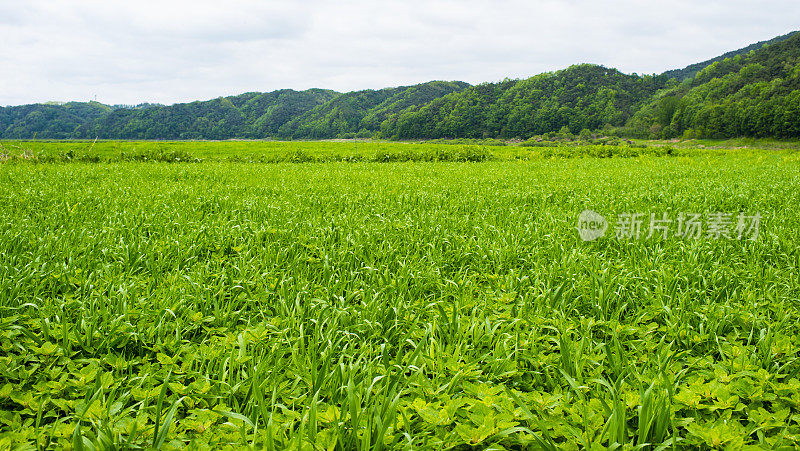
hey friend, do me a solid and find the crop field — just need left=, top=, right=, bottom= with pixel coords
left=1, top=140, right=800, bottom=449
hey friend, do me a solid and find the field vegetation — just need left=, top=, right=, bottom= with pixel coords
left=1, top=140, right=799, bottom=449
left=0, top=138, right=695, bottom=165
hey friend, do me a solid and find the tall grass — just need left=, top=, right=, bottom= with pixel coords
left=0, top=145, right=798, bottom=448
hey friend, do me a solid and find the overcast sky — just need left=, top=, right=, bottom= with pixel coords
left=1, top=0, right=798, bottom=106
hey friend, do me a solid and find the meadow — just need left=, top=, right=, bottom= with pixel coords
left=1, top=140, right=799, bottom=449
left=0, top=139, right=687, bottom=164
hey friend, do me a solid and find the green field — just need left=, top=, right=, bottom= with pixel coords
left=0, top=139, right=701, bottom=164
left=1, top=141, right=800, bottom=449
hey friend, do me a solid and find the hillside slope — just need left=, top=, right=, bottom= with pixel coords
left=74, top=89, right=339, bottom=140
left=276, top=81, right=470, bottom=138
left=0, top=82, right=469, bottom=140
left=627, top=32, right=800, bottom=138
left=379, top=65, right=667, bottom=139
left=0, top=102, right=113, bottom=139
left=662, top=30, right=799, bottom=81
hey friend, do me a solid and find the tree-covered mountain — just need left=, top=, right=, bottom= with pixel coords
left=378, top=65, right=667, bottom=139
left=0, top=102, right=113, bottom=139
left=0, top=83, right=466, bottom=140
left=627, top=31, right=800, bottom=138
left=276, top=81, right=470, bottom=138
left=1, top=31, right=798, bottom=140
left=73, top=89, right=339, bottom=140
left=661, top=30, right=799, bottom=81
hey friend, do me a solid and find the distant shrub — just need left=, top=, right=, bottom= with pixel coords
left=435, top=146, right=493, bottom=162
left=337, top=154, right=366, bottom=163
left=368, top=146, right=493, bottom=163
left=371, top=150, right=414, bottom=163
left=424, top=138, right=507, bottom=146
left=119, top=149, right=200, bottom=163
left=1, top=149, right=104, bottom=163
left=536, top=144, right=687, bottom=159
left=519, top=139, right=558, bottom=147
left=284, top=150, right=315, bottom=163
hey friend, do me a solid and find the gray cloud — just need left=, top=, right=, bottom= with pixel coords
left=1, top=0, right=798, bottom=106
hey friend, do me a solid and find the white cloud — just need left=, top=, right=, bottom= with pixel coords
left=1, top=0, right=798, bottom=105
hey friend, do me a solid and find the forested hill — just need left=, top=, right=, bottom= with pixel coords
left=378, top=65, right=666, bottom=139
left=1, top=31, right=798, bottom=140
left=0, top=89, right=338, bottom=140
left=274, top=81, right=470, bottom=138
left=0, top=101, right=114, bottom=139
left=75, top=89, right=340, bottom=140
left=0, top=82, right=468, bottom=140
left=627, top=31, right=800, bottom=138
left=72, top=82, right=471, bottom=140
left=661, top=30, right=799, bottom=81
